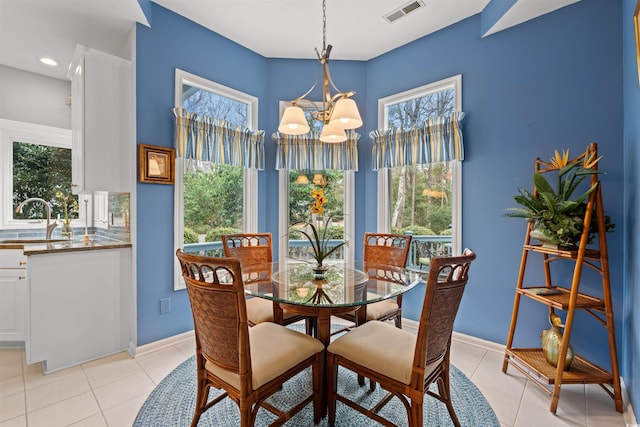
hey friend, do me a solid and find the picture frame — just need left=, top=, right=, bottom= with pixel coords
left=635, top=1, right=640, bottom=86
left=138, top=144, right=175, bottom=184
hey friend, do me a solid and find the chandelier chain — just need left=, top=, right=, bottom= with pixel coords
left=322, top=0, right=327, bottom=53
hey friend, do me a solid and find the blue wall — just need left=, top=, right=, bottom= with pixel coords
left=136, top=5, right=267, bottom=344
left=623, top=0, right=639, bottom=414
left=367, top=0, right=624, bottom=371
left=137, top=0, right=634, bottom=407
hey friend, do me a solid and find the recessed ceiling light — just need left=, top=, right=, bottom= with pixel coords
left=39, top=57, right=58, bottom=67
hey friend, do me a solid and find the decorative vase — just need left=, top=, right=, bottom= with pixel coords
left=61, top=224, right=73, bottom=241
left=312, top=264, right=328, bottom=279
left=541, top=313, right=574, bottom=371
left=529, top=226, right=558, bottom=249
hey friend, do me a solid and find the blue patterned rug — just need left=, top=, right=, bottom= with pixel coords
left=134, top=328, right=499, bottom=426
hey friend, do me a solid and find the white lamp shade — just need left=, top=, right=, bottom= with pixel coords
left=329, top=98, right=362, bottom=129
left=278, top=106, right=310, bottom=135
left=320, top=122, right=347, bottom=143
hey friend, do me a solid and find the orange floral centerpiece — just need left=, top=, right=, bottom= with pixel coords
left=310, top=188, right=328, bottom=215
left=293, top=187, right=346, bottom=276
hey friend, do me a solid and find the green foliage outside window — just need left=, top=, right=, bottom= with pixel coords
left=205, top=227, right=243, bottom=243
left=183, top=227, right=200, bottom=244
left=289, top=170, right=344, bottom=224
left=12, top=141, right=77, bottom=221
left=183, top=165, right=243, bottom=234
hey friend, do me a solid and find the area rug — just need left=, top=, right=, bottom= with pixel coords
left=134, top=328, right=499, bottom=426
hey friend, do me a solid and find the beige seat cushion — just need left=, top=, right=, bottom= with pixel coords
left=328, top=320, right=419, bottom=384
left=245, top=297, right=299, bottom=324
left=205, top=322, right=324, bottom=390
left=246, top=297, right=275, bottom=324
left=365, top=292, right=399, bottom=321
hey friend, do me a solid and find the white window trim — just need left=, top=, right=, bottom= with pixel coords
left=376, top=74, right=463, bottom=255
left=173, top=69, right=259, bottom=290
left=0, top=119, right=89, bottom=230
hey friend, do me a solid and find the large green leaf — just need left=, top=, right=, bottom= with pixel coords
left=533, top=173, right=555, bottom=197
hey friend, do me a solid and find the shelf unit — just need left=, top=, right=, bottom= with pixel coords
left=501, top=143, right=622, bottom=414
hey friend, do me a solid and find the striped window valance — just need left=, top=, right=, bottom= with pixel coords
left=273, top=131, right=360, bottom=171
left=172, top=107, right=265, bottom=170
left=370, top=112, right=465, bottom=170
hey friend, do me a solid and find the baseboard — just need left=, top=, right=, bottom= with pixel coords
left=621, top=377, right=638, bottom=426
left=133, top=329, right=194, bottom=358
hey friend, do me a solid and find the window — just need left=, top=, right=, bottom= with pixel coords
left=174, top=69, right=258, bottom=289
left=0, top=119, right=84, bottom=231
left=377, top=75, right=462, bottom=255
left=277, top=102, right=355, bottom=263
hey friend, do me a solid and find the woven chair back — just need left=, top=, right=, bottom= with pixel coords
left=363, top=233, right=412, bottom=268
left=416, top=249, right=476, bottom=368
left=176, top=250, right=249, bottom=374
left=222, top=233, right=272, bottom=267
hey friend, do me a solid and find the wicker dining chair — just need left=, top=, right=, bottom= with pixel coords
left=222, top=233, right=309, bottom=329
left=176, top=250, right=325, bottom=427
left=334, top=233, right=412, bottom=331
left=326, top=249, right=477, bottom=427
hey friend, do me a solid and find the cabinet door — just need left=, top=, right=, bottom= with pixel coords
left=27, top=248, right=132, bottom=372
left=69, top=46, right=132, bottom=194
left=0, top=271, right=26, bottom=342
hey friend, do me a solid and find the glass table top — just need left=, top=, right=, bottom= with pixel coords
left=242, top=259, right=423, bottom=308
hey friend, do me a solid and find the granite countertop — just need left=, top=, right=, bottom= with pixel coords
left=0, top=238, right=131, bottom=255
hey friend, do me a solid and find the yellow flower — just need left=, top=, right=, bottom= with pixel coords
left=583, top=149, right=602, bottom=170
left=311, top=188, right=324, bottom=200
left=310, top=202, right=324, bottom=215
left=550, top=149, right=569, bottom=169
left=310, top=188, right=327, bottom=215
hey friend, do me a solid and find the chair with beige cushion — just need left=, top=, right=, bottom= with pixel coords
left=335, top=233, right=412, bottom=331
left=222, top=233, right=308, bottom=328
left=176, top=249, right=325, bottom=427
left=326, top=249, right=477, bottom=427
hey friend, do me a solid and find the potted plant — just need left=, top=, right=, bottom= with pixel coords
left=290, top=187, right=347, bottom=277
left=292, top=215, right=347, bottom=276
left=55, top=191, right=78, bottom=240
left=504, top=148, right=614, bottom=249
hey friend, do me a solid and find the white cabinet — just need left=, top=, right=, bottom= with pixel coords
left=0, top=250, right=27, bottom=342
left=68, top=45, right=132, bottom=194
left=26, top=248, right=132, bottom=373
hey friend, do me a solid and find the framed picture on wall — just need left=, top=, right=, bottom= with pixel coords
left=138, top=144, right=175, bottom=184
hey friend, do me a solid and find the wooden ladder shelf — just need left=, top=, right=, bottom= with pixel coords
left=501, top=142, right=622, bottom=414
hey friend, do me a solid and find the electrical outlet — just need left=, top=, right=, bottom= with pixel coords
left=160, top=297, right=171, bottom=314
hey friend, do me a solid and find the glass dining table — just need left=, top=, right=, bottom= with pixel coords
left=242, top=259, right=424, bottom=348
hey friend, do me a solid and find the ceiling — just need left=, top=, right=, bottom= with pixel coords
left=0, top=0, right=577, bottom=81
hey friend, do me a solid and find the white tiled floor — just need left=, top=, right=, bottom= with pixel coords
left=0, top=320, right=631, bottom=427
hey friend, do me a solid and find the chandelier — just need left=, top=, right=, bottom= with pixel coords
left=277, top=0, right=363, bottom=143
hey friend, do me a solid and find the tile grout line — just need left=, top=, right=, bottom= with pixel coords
left=79, top=361, right=110, bottom=427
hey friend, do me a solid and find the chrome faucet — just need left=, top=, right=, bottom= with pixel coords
left=15, top=197, right=58, bottom=240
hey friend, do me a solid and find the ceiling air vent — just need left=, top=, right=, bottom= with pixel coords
left=384, top=1, right=425, bottom=24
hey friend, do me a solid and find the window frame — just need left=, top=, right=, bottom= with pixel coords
left=376, top=74, right=462, bottom=255
left=173, top=69, right=259, bottom=290
left=0, top=119, right=88, bottom=230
